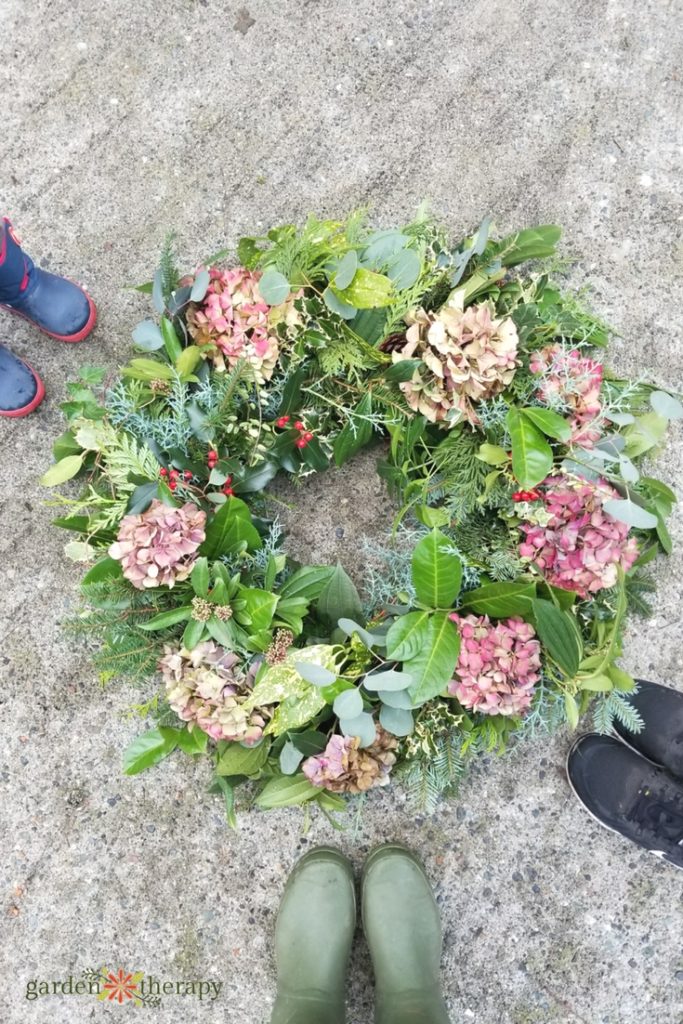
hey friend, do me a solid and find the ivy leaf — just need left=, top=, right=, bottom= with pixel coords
left=405, top=611, right=461, bottom=706
left=123, top=727, right=179, bottom=775
left=411, top=529, right=463, bottom=608
left=507, top=407, right=553, bottom=488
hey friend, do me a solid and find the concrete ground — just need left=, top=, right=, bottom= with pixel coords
left=1, top=0, right=682, bottom=1021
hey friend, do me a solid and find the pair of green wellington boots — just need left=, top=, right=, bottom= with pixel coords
left=270, top=843, right=450, bottom=1024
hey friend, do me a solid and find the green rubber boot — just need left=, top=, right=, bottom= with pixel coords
left=270, top=847, right=356, bottom=1024
left=362, top=844, right=450, bottom=1024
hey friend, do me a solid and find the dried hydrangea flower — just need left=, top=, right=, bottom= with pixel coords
left=159, top=641, right=269, bottom=744
left=302, top=727, right=398, bottom=794
left=186, top=267, right=281, bottom=380
left=448, top=613, right=542, bottom=716
left=108, top=500, right=206, bottom=590
left=394, top=299, right=519, bottom=425
left=530, top=344, right=603, bottom=448
left=519, top=474, right=639, bottom=596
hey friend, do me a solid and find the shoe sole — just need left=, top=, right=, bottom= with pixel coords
left=0, top=362, right=45, bottom=417
left=565, top=735, right=683, bottom=871
left=1, top=286, right=97, bottom=343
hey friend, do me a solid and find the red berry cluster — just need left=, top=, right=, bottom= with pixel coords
left=275, top=414, right=315, bottom=450
left=159, top=467, right=193, bottom=492
left=206, top=449, right=234, bottom=497
left=512, top=489, right=541, bottom=503
left=222, top=475, right=234, bottom=498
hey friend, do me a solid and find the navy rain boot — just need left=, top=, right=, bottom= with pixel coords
left=0, top=218, right=96, bottom=342
left=0, top=344, right=45, bottom=417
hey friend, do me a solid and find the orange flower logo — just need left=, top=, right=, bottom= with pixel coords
left=97, top=968, right=144, bottom=1006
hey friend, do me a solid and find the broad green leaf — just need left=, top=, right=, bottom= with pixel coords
left=216, top=741, right=269, bottom=777
left=139, top=606, right=192, bottom=631
left=564, top=693, right=580, bottom=730
left=191, top=556, right=209, bottom=598
left=160, top=317, right=182, bottom=361
left=507, top=407, right=553, bottom=488
left=177, top=727, right=208, bottom=755
left=132, top=320, right=164, bottom=351
left=333, top=688, right=364, bottom=718
left=386, top=248, right=421, bottom=289
left=41, top=454, right=85, bottom=486
left=333, top=393, right=374, bottom=467
left=379, top=705, right=414, bottom=736
left=650, top=390, right=683, bottom=420
left=603, top=499, right=658, bottom=530
left=317, top=562, right=363, bottom=624
left=363, top=669, right=413, bottom=692
left=580, top=675, right=613, bottom=692
left=255, top=775, right=320, bottom=809
left=377, top=688, right=414, bottom=709
left=190, top=269, right=210, bottom=302
left=335, top=267, right=393, bottom=309
left=339, top=711, right=377, bottom=747
left=176, top=345, right=202, bottom=377
left=208, top=775, right=239, bottom=829
left=236, top=588, right=279, bottom=630
left=122, top=357, right=175, bottom=382
left=521, top=407, right=571, bottom=442
left=531, top=600, right=582, bottom=678
left=405, top=611, right=461, bottom=706
left=294, top=662, right=337, bottom=687
left=337, top=617, right=386, bottom=649
left=183, top=617, right=206, bottom=650
left=459, top=580, right=536, bottom=617
left=82, top=555, right=123, bottom=585
left=280, top=741, right=305, bottom=775
left=477, top=443, right=509, bottom=466
left=411, top=529, right=463, bottom=608
left=323, top=286, right=357, bottom=319
left=624, top=412, right=668, bottom=458
left=201, top=497, right=262, bottom=558
left=123, top=727, right=179, bottom=775
left=385, top=611, right=432, bottom=661
left=607, top=666, right=636, bottom=692
left=334, top=250, right=358, bottom=290
left=384, top=358, right=423, bottom=382
left=259, top=268, right=291, bottom=305
left=52, top=429, right=82, bottom=461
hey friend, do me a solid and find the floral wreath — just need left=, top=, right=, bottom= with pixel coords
left=43, top=211, right=681, bottom=823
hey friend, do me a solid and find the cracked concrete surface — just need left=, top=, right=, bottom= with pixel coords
left=1, top=1, right=682, bottom=1021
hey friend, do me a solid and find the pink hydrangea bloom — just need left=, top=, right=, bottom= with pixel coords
left=519, top=475, right=639, bottom=596
left=447, top=614, right=542, bottom=716
left=108, top=500, right=206, bottom=589
left=529, top=344, right=603, bottom=447
left=187, top=267, right=280, bottom=379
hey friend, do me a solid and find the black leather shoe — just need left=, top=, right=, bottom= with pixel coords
left=567, top=733, right=683, bottom=870
left=0, top=344, right=45, bottom=417
left=613, top=679, right=683, bottom=779
left=0, top=218, right=96, bottom=342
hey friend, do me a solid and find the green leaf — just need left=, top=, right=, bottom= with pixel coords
left=176, top=345, right=202, bottom=378
left=236, top=588, right=278, bottom=630
left=123, top=727, right=179, bottom=775
left=132, top=320, right=164, bottom=351
left=603, top=499, right=658, bottom=530
left=333, top=393, right=374, bottom=467
left=476, top=443, right=509, bottom=466
left=411, top=530, right=463, bottom=608
left=384, top=358, right=423, bottom=382
left=201, top=497, right=262, bottom=558
left=323, top=286, right=357, bottom=319
left=82, top=555, right=123, bottom=585
left=386, top=248, right=421, bottom=290
left=520, top=407, right=571, bottom=442
left=216, top=741, right=270, bottom=777
left=191, top=557, right=210, bottom=598
left=255, top=775, right=320, bottom=809
left=607, top=665, right=636, bottom=692
left=650, top=390, right=683, bottom=420
left=280, top=740, right=305, bottom=775
left=52, top=429, right=82, bottom=461
left=208, top=775, right=239, bottom=829
left=564, top=693, right=580, bottom=730
left=177, top=728, right=209, bottom=755
left=507, top=407, right=553, bottom=488
left=363, top=669, right=412, bottom=692
left=334, top=250, right=358, bottom=290
left=334, top=267, right=393, bottom=309
left=139, top=606, right=192, bottom=631
left=377, top=688, right=414, bottom=709
left=405, top=611, right=461, bottom=706
left=337, top=617, right=386, bottom=649
left=531, top=600, right=582, bottom=678
left=379, top=705, right=414, bottom=736
left=386, top=611, right=432, bottom=660
left=624, top=412, right=668, bottom=458
left=160, top=317, right=183, bottom=361
left=499, top=225, right=562, bottom=267
left=333, top=689, right=364, bottom=718
left=459, top=581, right=536, bottom=617
left=317, top=562, right=363, bottom=624
left=41, top=454, right=85, bottom=487
left=182, top=617, right=206, bottom=650
left=122, top=357, right=175, bottom=382
left=294, top=662, right=337, bottom=687
left=656, top=514, right=673, bottom=555
left=339, top=711, right=376, bottom=747
left=259, top=268, right=291, bottom=305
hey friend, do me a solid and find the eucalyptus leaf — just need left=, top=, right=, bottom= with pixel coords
left=363, top=669, right=413, bottom=692
left=294, top=662, right=338, bottom=687
left=603, top=499, right=658, bottom=530
left=323, top=286, right=357, bottom=320
left=339, top=711, right=376, bottom=747
left=386, top=248, right=421, bottom=290
left=132, top=320, right=164, bottom=351
left=377, top=688, right=414, bottom=709
left=337, top=617, right=386, bottom=649
left=650, top=390, right=683, bottom=420
left=334, top=250, right=358, bottom=290
left=279, top=740, right=305, bottom=775
left=259, top=268, right=291, bottom=305
left=379, top=705, right=414, bottom=737
left=190, top=269, right=210, bottom=302
left=333, top=688, right=364, bottom=718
